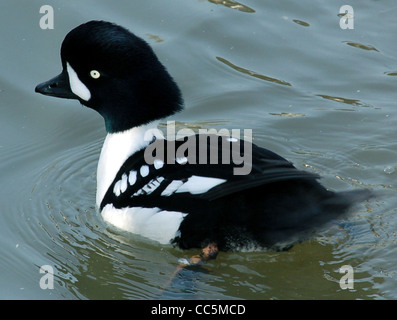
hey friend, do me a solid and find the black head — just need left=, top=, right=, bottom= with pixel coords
left=35, top=20, right=183, bottom=133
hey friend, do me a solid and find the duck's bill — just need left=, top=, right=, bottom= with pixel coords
left=35, top=71, right=78, bottom=99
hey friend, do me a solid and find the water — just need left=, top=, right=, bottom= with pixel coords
left=1, top=0, right=397, bottom=299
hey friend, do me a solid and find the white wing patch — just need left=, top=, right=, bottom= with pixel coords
left=153, top=159, right=164, bottom=170
left=161, top=180, right=185, bottom=197
left=176, top=176, right=226, bottom=194
left=128, top=170, right=137, bottom=185
left=112, top=160, right=226, bottom=198
left=114, top=172, right=165, bottom=197
left=161, top=175, right=226, bottom=196
left=113, top=173, right=128, bottom=196
left=133, top=177, right=165, bottom=196
left=176, top=157, right=188, bottom=165
left=113, top=180, right=122, bottom=197
left=142, top=177, right=165, bottom=194
left=140, top=165, right=149, bottom=177
left=120, top=173, right=128, bottom=193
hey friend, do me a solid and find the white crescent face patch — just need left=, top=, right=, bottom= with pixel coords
left=66, top=62, right=91, bottom=101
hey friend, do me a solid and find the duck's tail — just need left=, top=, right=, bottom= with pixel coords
left=263, top=188, right=374, bottom=251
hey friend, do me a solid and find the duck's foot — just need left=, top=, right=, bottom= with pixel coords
left=162, top=243, right=219, bottom=294
left=181, top=243, right=219, bottom=266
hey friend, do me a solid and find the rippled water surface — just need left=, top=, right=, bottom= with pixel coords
left=1, top=0, right=397, bottom=299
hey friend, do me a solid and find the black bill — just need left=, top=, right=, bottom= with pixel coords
left=35, top=70, right=78, bottom=99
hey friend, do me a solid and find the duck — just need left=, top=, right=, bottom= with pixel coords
left=35, top=20, right=371, bottom=262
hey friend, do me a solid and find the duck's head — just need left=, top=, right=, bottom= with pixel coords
left=35, top=20, right=183, bottom=133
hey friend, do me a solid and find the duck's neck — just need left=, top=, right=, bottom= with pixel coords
left=96, top=121, right=163, bottom=208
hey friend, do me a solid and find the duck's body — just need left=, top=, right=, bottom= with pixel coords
left=97, top=128, right=365, bottom=251
left=35, top=20, right=371, bottom=252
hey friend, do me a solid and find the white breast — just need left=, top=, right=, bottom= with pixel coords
left=96, top=121, right=163, bottom=208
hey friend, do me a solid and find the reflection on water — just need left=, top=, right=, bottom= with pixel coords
left=146, top=33, right=164, bottom=43
left=316, top=94, right=362, bottom=106
left=292, top=19, right=310, bottom=27
left=269, top=112, right=305, bottom=117
left=208, top=0, right=255, bottom=13
left=216, top=56, right=292, bottom=86
left=343, top=41, right=379, bottom=52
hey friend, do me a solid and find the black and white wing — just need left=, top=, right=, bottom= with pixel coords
left=100, top=134, right=319, bottom=211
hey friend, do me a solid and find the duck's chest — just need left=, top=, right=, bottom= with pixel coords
left=95, top=123, right=162, bottom=208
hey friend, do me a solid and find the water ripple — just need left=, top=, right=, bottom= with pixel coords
left=208, top=0, right=255, bottom=13
left=216, top=56, right=292, bottom=86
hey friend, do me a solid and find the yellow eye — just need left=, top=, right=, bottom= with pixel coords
left=90, top=70, right=100, bottom=79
